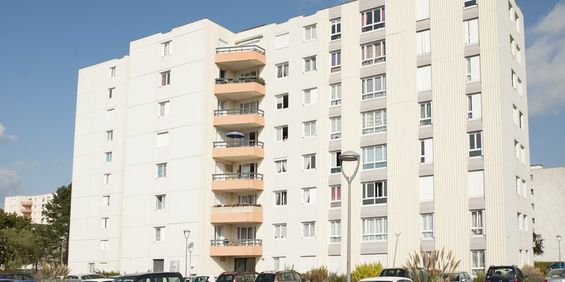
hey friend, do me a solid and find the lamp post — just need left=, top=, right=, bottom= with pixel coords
left=184, top=229, right=191, bottom=277
left=339, top=151, right=360, bottom=282
left=557, top=235, right=562, bottom=265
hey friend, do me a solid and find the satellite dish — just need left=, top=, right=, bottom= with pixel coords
left=226, top=131, right=245, bottom=139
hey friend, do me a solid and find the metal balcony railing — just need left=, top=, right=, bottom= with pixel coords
left=214, top=108, right=264, bottom=116
left=213, top=141, right=264, bottom=148
left=210, top=239, right=263, bottom=247
left=216, top=45, right=265, bottom=54
left=215, top=76, right=265, bottom=85
left=212, top=173, right=264, bottom=181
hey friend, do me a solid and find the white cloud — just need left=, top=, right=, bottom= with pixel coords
left=0, top=123, right=17, bottom=142
left=526, top=1, right=565, bottom=117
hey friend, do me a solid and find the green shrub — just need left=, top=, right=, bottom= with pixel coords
left=473, top=272, right=486, bottom=282
left=303, top=266, right=329, bottom=282
left=352, top=262, right=383, bottom=282
left=523, top=265, right=544, bottom=282
left=329, top=272, right=347, bottom=282
left=534, top=261, right=554, bottom=275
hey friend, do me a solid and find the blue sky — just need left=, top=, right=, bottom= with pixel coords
left=0, top=0, right=563, bottom=203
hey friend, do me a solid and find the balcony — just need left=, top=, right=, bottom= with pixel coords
left=210, top=239, right=262, bottom=257
left=215, top=77, right=265, bottom=101
left=216, top=45, right=266, bottom=72
left=20, top=207, right=32, bottom=213
left=213, top=141, right=264, bottom=162
left=211, top=173, right=263, bottom=193
left=211, top=205, right=263, bottom=223
left=214, top=108, right=265, bottom=130
left=21, top=200, right=32, bottom=206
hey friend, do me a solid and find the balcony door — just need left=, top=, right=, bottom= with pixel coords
left=234, top=258, right=256, bottom=272
left=237, top=226, right=256, bottom=245
left=240, top=101, right=258, bottom=114
left=239, top=163, right=256, bottom=177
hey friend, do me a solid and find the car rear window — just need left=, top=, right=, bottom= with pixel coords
left=488, top=268, right=515, bottom=278
left=217, top=275, right=234, bottom=282
left=548, top=270, right=565, bottom=278
left=380, top=269, right=407, bottom=277
left=256, top=274, right=275, bottom=282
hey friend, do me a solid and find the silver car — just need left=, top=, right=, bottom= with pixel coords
left=546, top=269, right=565, bottom=282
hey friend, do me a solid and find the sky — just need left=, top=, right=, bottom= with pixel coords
left=0, top=0, right=564, bottom=205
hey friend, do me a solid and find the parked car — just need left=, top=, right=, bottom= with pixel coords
left=0, top=273, right=35, bottom=282
left=550, top=263, right=565, bottom=270
left=114, top=272, right=184, bottom=282
left=216, top=272, right=256, bottom=282
left=360, top=276, right=414, bottom=282
left=443, top=272, right=472, bottom=282
left=379, top=268, right=428, bottom=281
left=67, top=274, right=108, bottom=282
left=255, top=270, right=302, bottom=282
left=485, top=266, right=525, bottom=282
left=192, top=275, right=217, bottom=282
left=545, top=269, right=565, bottom=282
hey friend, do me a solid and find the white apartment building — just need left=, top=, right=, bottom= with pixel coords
left=69, top=0, right=533, bottom=276
left=4, top=193, right=53, bottom=224
left=531, top=165, right=565, bottom=262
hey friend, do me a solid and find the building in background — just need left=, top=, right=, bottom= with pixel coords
left=68, top=0, right=533, bottom=276
left=4, top=193, right=53, bottom=224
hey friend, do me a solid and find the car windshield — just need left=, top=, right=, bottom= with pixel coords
left=84, top=275, right=105, bottom=279
left=548, top=270, right=565, bottom=278
left=380, top=270, right=407, bottom=277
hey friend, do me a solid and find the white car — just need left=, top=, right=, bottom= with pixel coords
left=360, top=277, right=414, bottom=282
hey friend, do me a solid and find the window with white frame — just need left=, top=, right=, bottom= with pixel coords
left=155, top=194, right=166, bottom=210
left=416, top=30, right=431, bottom=55
left=304, top=24, right=317, bottom=41
left=330, top=151, right=342, bottom=174
left=514, top=140, right=520, bottom=160
left=417, top=65, right=432, bottom=91
left=420, top=176, right=434, bottom=202
left=275, top=159, right=287, bottom=174
left=466, top=56, right=481, bottom=82
left=465, top=0, right=478, bottom=8
left=464, top=19, right=479, bottom=45
left=330, top=185, right=341, bottom=208
left=304, top=56, right=317, bottom=72
left=468, top=94, right=482, bottom=119
left=274, top=223, right=287, bottom=239
left=156, top=132, right=169, bottom=148
left=362, top=217, right=387, bottom=241
left=421, top=214, right=434, bottom=239
left=517, top=212, right=524, bottom=231
left=303, top=154, right=317, bottom=170
left=156, top=163, right=167, bottom=178
left=524, top=215, right=528, bottom=231
left=101, top=217, right=109, bottom=229
left=362, top=109, right=387, bottom=134
left=361, top=7, right=385, bottom=32
left=469, top=131, right=482, bottom=157
left=515, top=176, right=522, bottom=195
left=471, top=210, right=484, bottom=235
left=103, top=173, right=111, bottom=184
left=330, top=220, right=341, bottom=243
left=274, top=190, right=288, bottom=206
left=471, top=250, right=485, bottom=276
left=362, top=145, right=387, bottom=169
left=302, top=222, right=316, bottom=238
left=420, top=101, right=432, bottom=126
left=160, top=70, right=171, bottom=86
left=276, top=94, right=289, bottom=109
left=154, top=226, right=165, bottom=242
left=330, top=84, right=341, bottom=106
left=416, top=0, right=430, bottom=21
left=273, top=257, right=287, bottom=271
left=161, top=40, right=172, bottom=57
left=302, top=187, right=316, bottom=205
left=277, top=62, right=289, bottom=78
left=158, top=101, right=170, bottom=117
left=330, top=117, right=342, bottom=140
left=106, top=130, right=114, bottom=141
left=362, top=181, right=387, bottom=205
left=100, top=240, right=109, bottom=251
left=303, top=88, right=318, bottom=105
left=330, top=51, right=341, bottom=72
left=105, top=152, right=113, bottom=163
left=519, top=111, right=524, bottom=129
left=275, top=33, right=289, bottom=49
left=109, top=66, right=116, bottom=78
left=420, top=138, right=433, bottom=164
left=330, top=18, right=341, bottom=40
left=276, top=125, right=289, bottom=141
left=108, top=87, right=115, bottom=99
left=361, top=40, right=386, bottom=66
left=362, top=75, right=386, bottom=100
left=303, top=121, right=317, bottom=137
left=106, top=108, right=115, bottom=121
left=102, top=195, right=110, bottom=207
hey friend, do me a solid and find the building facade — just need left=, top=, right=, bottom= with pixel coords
left=4, top=193, right=53, bottom=224
left=69, top=0, right=533, bottom=276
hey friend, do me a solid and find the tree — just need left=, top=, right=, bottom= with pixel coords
left=42, top=184, right=72, bottom=264
left=533, top=232, right=544, bottom=256
left=0, top=209, right=34, bottom=270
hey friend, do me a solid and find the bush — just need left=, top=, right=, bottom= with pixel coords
left=94, top=269, right=121, bottom=277
left=352, top=262, right=383, bottom=282
left=473, top=272, right=486, bottom=282
left=35, top=262, right=69, bottom=279
left=303, top=266, right=329, bottom=282
left=534, top=261, right=554, bottom=275
left=523, top=265, right=544, bottom=282
left=329, top=273, right=346, bottom=282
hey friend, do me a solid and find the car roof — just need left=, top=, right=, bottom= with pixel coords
left=361, top=277, right=413, bottom=282
left=118, top=272, right=182, bottom=278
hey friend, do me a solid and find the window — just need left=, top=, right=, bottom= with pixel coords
left=416, top=0, right=430, bottom=21
left=512, top=71, right=523, bottom=95
left=154, top=226, right=165, bottom=241
left=158, top=101, right=170, bottom=117
left=524, top=215, right=528, bottom=231
left=106, top=130, right=114, bottom=141
left=420, top=138, right=433, bottom=164
left=160, top=70, right=171, bottom=86
left=362, top=109, right=387, bottom=134
left=420, top=176, right=434, bottom=202
left=275, top=159, right=287, bottom=174
left=156, top=132, right=169, bottom=148
left=276, top=126, right=289, bottom=141
left=517, top=212, right=524, bottom=231
left=109, top=66, right=116, bottom=78
left=330, top=220, right=341, bottom=243
left=304, top=56, right=317, bottom=72
left=362, top=75, right=386, bottom=100
left=471, top=210, right=484, bottom=235
left=468, top=94, right=482, bottom=119
left=303, top=121, right=317, bottom=137
left=330, top=185, right=341, bottom=208
left=465, top=0, right=478, bottom=8
left=274, top=223, right=287, bottom=239
left=276, top=94, right=289, bottom=109
left=105, top=152, right=113, bottom=163
left=304, top=24, right=317, bottom=41
left=108, top=87, right=115, bottom=99
left=88, top=263, right=95, bottom=272
left=275, top=33, right=289, bottom=49
left=361, top=7, right=385, bottom=32
left=273, top=257, right=287, bottom=271
left=303, top=88, right=318, bottom=105
left=471, top=250, right=485, bottom=276
left=302, top=222, right=316, bottom=238
left=100, top=240, right=108, bottom=251
left=419, top=101, right=432, bottom=126
left=466, top=56, right=481, bottom=82
left=416, top=30, right=431, bottom=55
left=464, top=19, right=479, bottom=45
left=103, top=173, right=111, bottom=184
left=362, top=145, right=387, bottom=169
left=362, top=217, right=387, bottom=241
left=514, top=140, right=521, bottom=160
left=102, top=195, right=110, bottom=207
left=161, top=40, right=172, bottom=56
left=330, top=151, right=342, bottom=174
left=277, top=62, right=289, bottom=78
left=417, top=66, right=432, bottom=91
left=101, top=217, right=109, bottom=229
left=275, top=190, right=287, bottom=206
left=302, top=187, right=316, bottom=204
left=330, top=117, right=342, bottom=140
left=330, top=51, right=341, bottom=72
left=421, top=214, right=434, bottom=239
left=330, top=84, right=341, bottom=106
left=361, top=40, right=386, bottom=65
left=155, top=194, right=166, bottom=210
left=330, top=18, right=341, bottom=40
left=469, top=131, right=482, bottom=157
left=362, top=181, right=387, bottom=205
left=303, top=154, right=317, bottom=170
left=106, top=108, right=115, bottom=121
left=156, top=163, right=167, bottom=178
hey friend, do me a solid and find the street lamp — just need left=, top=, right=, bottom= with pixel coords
left=339, top=151, right=360, bottom=282
left=557, top=235, right=562, bottom=265
left=184, top=229, right=191, bottom=277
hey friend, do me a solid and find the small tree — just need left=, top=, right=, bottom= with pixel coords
left=533, top=232, right=544, bottom=256
left=42, top=184, right=72, bottom=264
left=303, top=266, right=329, bottom=282
left=404, top=248, right=461, bottom=282
left=352, top=262, right=382, bottom=282
left=522, top=265, right=544, bottom=282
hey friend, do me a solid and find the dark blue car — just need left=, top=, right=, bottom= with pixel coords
left=0, top=273, right=36, bottom=282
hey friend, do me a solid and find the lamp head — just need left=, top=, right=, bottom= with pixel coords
left=339, top=151, right=360, bottom=162
left=558, top=235, right=562, bottom=241
left=184, top=229, right=191, bottom=239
